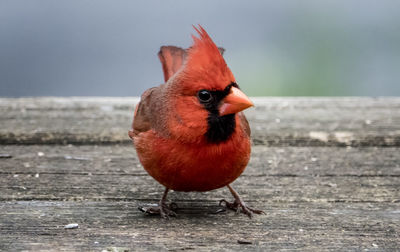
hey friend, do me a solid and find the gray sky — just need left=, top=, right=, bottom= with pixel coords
left=1, top=1, right=400, bottom=96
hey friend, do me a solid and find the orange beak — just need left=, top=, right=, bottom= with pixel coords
left=219, top=87, right=254, bottom=116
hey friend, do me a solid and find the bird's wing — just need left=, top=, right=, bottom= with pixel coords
left=129, top=87, right=160, bottom=138
left=158, top=46, right=225, bottom=82
left=239, top=112, right=251, bottom=137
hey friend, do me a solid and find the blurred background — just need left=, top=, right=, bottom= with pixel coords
left=1, top=0, right=399, bottom=97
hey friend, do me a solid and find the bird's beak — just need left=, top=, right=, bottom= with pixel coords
left=219, top=87, right=254, bottom=116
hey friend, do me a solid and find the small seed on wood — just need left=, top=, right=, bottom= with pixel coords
left=64, top=223, right=79, bottom=229
left=237, top=240, right=252, bottom=244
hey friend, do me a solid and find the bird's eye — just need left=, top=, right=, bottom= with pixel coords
left=197, top=90, right=212, bottom=102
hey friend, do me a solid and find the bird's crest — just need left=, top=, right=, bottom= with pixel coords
left=177, top=25, right=235, bottom=91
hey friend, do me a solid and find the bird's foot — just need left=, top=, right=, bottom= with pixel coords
left=219, top=199, right=264, bottom=219
left=138, top=188, right=177, bottom=218
left=219, top=185, right=264, bottom=218
left=138, top=202, right=178, bottom=219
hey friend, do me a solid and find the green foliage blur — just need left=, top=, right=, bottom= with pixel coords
left=229, top=3, right=400, bottom=96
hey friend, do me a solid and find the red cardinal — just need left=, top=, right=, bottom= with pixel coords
left=129, top=25, right=263, bottom=218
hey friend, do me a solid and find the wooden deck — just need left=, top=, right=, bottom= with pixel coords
left=0, top=97, right=399, bottom=251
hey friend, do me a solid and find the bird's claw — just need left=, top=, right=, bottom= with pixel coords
left=138, top=202, right=178, bottom=219
left=219, top=199, right=264, bottom=218
left=219, top=199, right=240, bottom=213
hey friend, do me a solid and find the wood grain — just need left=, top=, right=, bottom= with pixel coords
left=0, top=145, right=399, bottom=203
left=1, top=97, right=400, bottom=146
left=1, top=201, right=399, bottom=251
left=0, top=97, right=399, bottom=251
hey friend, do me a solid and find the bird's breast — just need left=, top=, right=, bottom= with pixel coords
left=134, top=127, right=251, bottom=192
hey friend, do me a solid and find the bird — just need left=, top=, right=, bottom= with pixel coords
left=129, top=25, right=263, bottom=218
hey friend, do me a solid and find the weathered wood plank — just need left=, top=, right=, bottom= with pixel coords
left=0, top=201, right=399, bottom=251
left=0, top=145, right=399, bottom=203
left=1, top=97, right=400, bottom=146
left=2, top=174, right=399, bottom=203
left=1, top=145, right=399, bottom=176
left=1, top=97, right=399, bottom=251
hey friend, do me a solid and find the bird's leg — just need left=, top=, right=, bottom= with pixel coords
left=138, top=187, right=177, bottom=218
left=219, top=184, right=264, bottom=218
